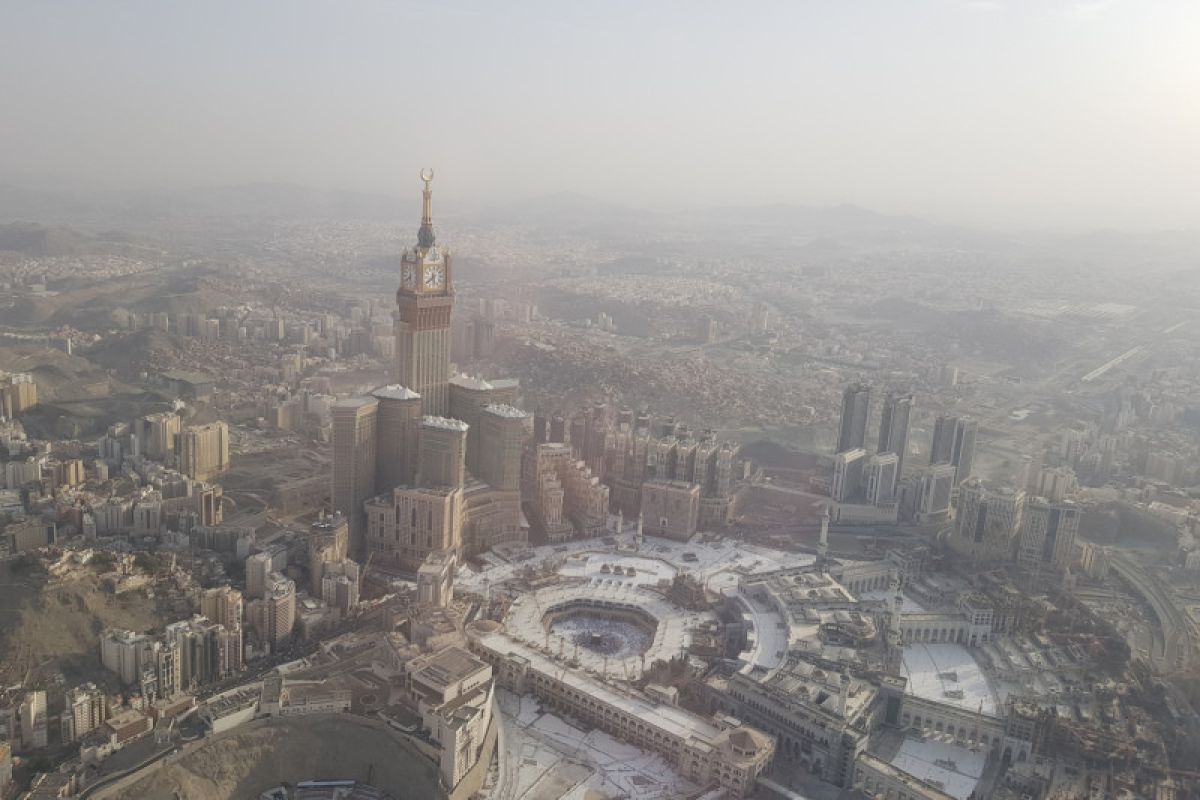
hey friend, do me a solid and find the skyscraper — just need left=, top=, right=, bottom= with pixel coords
left=373, top=384, right=422, bottom=494
left=178, top=421, right=230, bottom=481
left=916, top=463, right=957, bottom=520
left=418, top=416, right=469, bottom=489
left=929, top=415, right=956, bottom=465
left=836, top=384, right=872, bottom=453
left=1018, top=498, right=1080, bottom=571
left=395, top=170, right=454, bottom=416
left=263, top=572, right=296, bottom=648
left=930, top=415, right=977, bottom=484
left=137, top=411, right=181, bottom=460
left=832, top=448, right=867, bottom=502
left=865, top=452, right=899, bottom=505
left=200, top=586, right=244, bottom=633
left=448, top=375, right=520, bottom=477
left=331, top=397, right=379, bottom=556
left=477, top=404, right=528, bottom=491
left=877, top=393, right=913, bottom=474
left=950, top=480, right=1025, bottom=564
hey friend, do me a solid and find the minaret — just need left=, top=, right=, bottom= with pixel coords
left=636, top=512, right=644, bottom=549
left=889, top=572, right=903, bottom=638
left=617, top=508, right=624, bottom=535
left=886, top=572, right=905, bottom=673
left=818, top=505, right=830, bottom=568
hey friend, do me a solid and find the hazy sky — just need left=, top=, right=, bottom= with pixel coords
left=3, top=1, right=1198, bottom=228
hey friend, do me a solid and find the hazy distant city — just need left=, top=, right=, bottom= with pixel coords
left=2, top=3, right=1200, bottom=800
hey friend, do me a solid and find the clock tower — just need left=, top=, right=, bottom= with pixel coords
left=395, top=169, right=454, bottom=415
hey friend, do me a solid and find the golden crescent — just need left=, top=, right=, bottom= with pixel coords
left=419, top=168, right=435, bottom=183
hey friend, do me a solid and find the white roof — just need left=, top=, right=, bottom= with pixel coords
left=484, top=403, right=528, bottom=419
left=422, top=415, right=469, bottom=432
left=372, top=384, right=421, bottom=401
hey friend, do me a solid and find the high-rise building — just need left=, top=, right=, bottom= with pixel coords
left=877, top=393, right=913, bottom=474
left=836, top=384, right=872, bottom=453
left=200, top=586, right=244, bottom=633
left=950, top=480, right=1025, bottom=564
left=0, top=372, right=38, bottom=418
left=331, top=396, right=379, bottom=556
left=18, top=690, right=47, bottom=750
left=916, top=463, right=957, bottom=520
left=865, top=452, right=900, bottom=506
left=930, top=415, right=977, bottom=484
left=641, top=480, right=701, bottom=541
left=99, top=629, right=180, bottom=703
left=1018, top=498, right=1080, bottom=571
left=522, top=442, right=609, bottom=542
left=137, top=411, right=181, bottom=460
left=366, top=485, right=463, bottom=571
left=167, top=616, right=242, bottom=689
left=448, top=375, right=520, bottom=476
left=373, top=385, right=422, bottom=494
left=308, top=511, right=349, bottom=594
left=1034, top=466, right=1077, bottom=503
left=396, top=170, right=455, bottom=416
left=548, top=412, right=567, bottom=444
left=460, top=481, right=524, bottom=555
left=263, top=572, right=296, bottom=648
left=320, top=559, right=361, bottom=614
left=831, top=448, right=867, bottom=502
left=477, top=404, right=528, bottom=491
left=929, top=415, right=955, bottom=464
left=61, top=683, right=107, bottom=744
left=418, top=416, right=469, bottom=489
left=532, top=409, right=549, bottom=444
left=178, top=421, right=230, bottom=481
left=245, top=545, right=287, bottom=599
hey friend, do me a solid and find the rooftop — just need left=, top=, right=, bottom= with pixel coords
left=372, top=384, right=421, bottom=401
left=475, top=628, right=727, bottom=744
left=421, top=415, right=469, bottom=432
left=409, top=646, right=489, bottom=687
left=332, top=396, right=378, bottom=410
left=450, top=374, right=519, bottom=392
left=449, top=374, right=495, bottom=391
left=483, top=403, right=528, bottom=419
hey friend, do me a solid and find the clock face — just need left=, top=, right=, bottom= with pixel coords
left=424, top=265, right=445, bottom=290
left=402, top=264, right=416, bottom=287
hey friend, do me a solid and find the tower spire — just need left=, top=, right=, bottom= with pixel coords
left=418, top=168, right=436, bottom=249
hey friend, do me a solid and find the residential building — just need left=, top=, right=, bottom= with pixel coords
left=178, top=421, right=230, bottom=481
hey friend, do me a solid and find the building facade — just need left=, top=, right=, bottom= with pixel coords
left=331, top=396, right=378, bottom=556
left=396, top=171, right=454, bottom=416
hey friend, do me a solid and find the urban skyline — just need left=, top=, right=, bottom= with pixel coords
left=2, top=4, right=1200, bottom=799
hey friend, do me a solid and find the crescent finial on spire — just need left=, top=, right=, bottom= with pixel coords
left=418, top=168, right=436, bottom=248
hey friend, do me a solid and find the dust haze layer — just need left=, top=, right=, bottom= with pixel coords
left=2, top=0, right=1199, bottom=230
